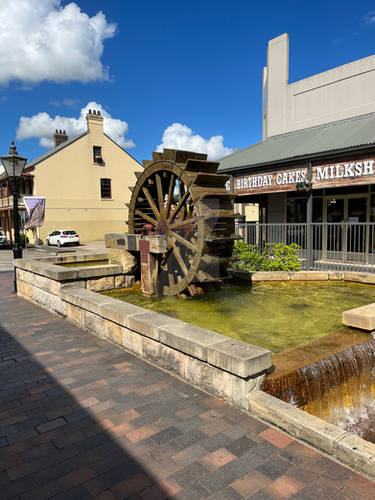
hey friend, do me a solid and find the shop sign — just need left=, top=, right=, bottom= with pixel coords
left=231, top=159, right=375, bottom=195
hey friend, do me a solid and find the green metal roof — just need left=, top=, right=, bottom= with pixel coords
left=218, top=112, right=375, bottom=172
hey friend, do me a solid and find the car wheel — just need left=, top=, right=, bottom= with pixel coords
left=47, top=240, right=50, bottom=246
left=57, top=240, right=61, bottom=247
left=75, top=242, right=80, bottom=246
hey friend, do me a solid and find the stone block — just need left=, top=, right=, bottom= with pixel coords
left=248, top=391, right=347, bottom=455
left=342, top=303, right=375, bottom=331
left=159, top=323, right=226, bottom=361
left=77, top=265, right=122, bottom=279
left=186, top=359, right=227, bottom=400
left=103, top=319, right=123, bottom=345
left=251, top=272, right=290, bottom=281
left=343, top=272, right=375, bottom=284
left=142, top=337, right=185, bottom=378
left=17, top=268, right=60, bottom=295
left=32, top=287, right=66, bottom=316
left=17, top=279, right=33, bottom=298
left=114, top=275, right=135, bottom=289
left=108, top=248, right=137, bottom=274
left=328, top=271, right=344, bottom=281
left=207, top=339, right=272, bottom=378
left=66, top=303, right=83, bottom=326
left=335, top=433, right=375, bottom=480
left=86, top=276, right=115, bottom=291
left=82, top=310, right=104, bottom=334
left=100, top=301, right=145, bottom=327
left=60, top=286, right=115, bottom=315
left=290, top=271, right=328, bottom=281
left=128, top=311, right=175, bottom=340
left=24, top=260, right=78, bottom=281
left=122, top=328, right=143, bottom=356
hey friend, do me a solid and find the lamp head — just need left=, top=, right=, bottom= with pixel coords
left=0, top=140, right=27, bottom=178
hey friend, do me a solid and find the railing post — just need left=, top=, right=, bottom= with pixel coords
left=306, top=163, right=313, bottom=270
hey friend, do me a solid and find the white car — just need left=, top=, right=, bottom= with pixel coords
left=46, top=230, right=80, bottom=247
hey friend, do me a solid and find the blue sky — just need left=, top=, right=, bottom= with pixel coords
left=1, top=0, right=375, bottom=165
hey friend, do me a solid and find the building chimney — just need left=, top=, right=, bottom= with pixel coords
left=86, top=109, right=103, bottom=133
left=53, top=129, right=68, bottom=147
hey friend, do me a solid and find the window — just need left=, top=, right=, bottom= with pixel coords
left=100, top=178, right=111, bottom=199
left=93, top=146, right=103, bottom=163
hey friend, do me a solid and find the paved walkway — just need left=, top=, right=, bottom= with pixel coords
left=0, top=272, right=374, bottom=499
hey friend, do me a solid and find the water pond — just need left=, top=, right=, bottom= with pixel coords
left=104, top=281, right=375, bottom=353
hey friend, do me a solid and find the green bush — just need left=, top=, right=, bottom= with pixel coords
left=232, top=240, right=301, bottom=272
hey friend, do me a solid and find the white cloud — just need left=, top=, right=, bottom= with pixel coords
left=364, top=11, right=375, bottom=23
left=157, top=123, right=233, bottom=161
left=0, top=0, right=116, bottom=85
left=16, top=101, right=135, bottom=149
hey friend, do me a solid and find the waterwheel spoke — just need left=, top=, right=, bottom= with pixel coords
left=155, top=174, right=165, bottom=218
left=135, top=210, right=158, bottom=227
left=169, top=230, right=196, bottom=252
left=168, top=189, right=190, bottom=222
left=165, top=173, right=175, bottom=218
left=169, top=217, right=199, bottom=230
left=169, top=238, right=189, bottom=276
left=142, top=186, right=160, bottom=220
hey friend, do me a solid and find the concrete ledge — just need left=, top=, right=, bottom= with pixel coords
left=342, top=303, right=375, bottom=331
left=251, top=271, right=291, bottom=281
left=248, top=390, right=375, bottom=480
left=290, top=271, right=329, bottom=281
left=343, top=272, right=375, bottom=284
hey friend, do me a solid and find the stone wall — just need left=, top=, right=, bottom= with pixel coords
left=15, top=256, right=272, bottom=412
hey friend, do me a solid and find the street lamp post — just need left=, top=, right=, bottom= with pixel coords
left=0, top=141, right=27, bottom=291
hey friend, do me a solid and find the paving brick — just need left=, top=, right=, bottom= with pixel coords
left=0, top=270, right=372, bottom=500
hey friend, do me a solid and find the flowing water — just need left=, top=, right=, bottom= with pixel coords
left=281, top=339, right=375, bottom=443
left=104, top=281, right=375, bottom=353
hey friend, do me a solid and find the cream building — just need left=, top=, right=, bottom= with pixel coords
left=19, top=109, right=142, bottom=243
left=263, top=33, right=375, bottom=139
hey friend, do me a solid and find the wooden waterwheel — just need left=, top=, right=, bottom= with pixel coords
left=128, top=149, right=237, bottom=296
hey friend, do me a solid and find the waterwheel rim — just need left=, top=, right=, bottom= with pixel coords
left=128, top=161, right=204, bottom=296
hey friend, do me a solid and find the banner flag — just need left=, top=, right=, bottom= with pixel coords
left=23, top=197, right=46, bottom=229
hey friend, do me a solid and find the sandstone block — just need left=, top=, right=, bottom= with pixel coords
left=17, top=279, right=33, bottom=298
left=77, top=265, right=122, bottom=279
left=122, top=328, right=143, bottom=356
left=335, top=433, right=375, bottom=480
left=108, top=248, right=137, bottom=274
left=342, top=303, right=375, bottom=331
left=248, top=391, right=347, bottom=455
left=86, top=276, right=115, bottom=291
left=142, top=337, right=185, bottom=378
left=32, top=287, right=66, bottom=316
left=114, top=275, right=135, bottom=289
left=251, top=272, right=290, bottom=281
left=100, top=301, right=145, bottom=327
left=328, top=271, right=344, bottom=281
left=159, top=323, right=226, bottom=361
left=128, top=311, right=175, bottom=341
left=344, top=272, right=375, bottom=284
left=61, top=286, right=115, bottom=315
left=290, top=271, right=328, bottom=281
left=66, top=303, right=83, bottom=325
left=103, top=319, right=123, bottom=345
left=82, top=310, right=104, bottom=334
left=207, top=339, right=272, bottom=378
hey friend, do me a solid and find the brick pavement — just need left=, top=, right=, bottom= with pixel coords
left=0, top=270, right=374, bottom=499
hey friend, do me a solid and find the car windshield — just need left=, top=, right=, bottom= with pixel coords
left=63, top=231, right=77, bottom=235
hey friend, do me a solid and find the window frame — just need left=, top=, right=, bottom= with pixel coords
left=100, top=178, right=112, bottom=199
left=93, top=145, right=103, bottom=164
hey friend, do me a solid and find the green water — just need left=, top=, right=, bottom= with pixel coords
left=58, top=260, right=109, bottom=268
left=105, top=282, right=375, bottom=353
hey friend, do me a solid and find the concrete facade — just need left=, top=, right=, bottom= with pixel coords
left=263, top=33, right=375, bottom=138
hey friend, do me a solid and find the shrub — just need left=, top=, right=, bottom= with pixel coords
left=19, top=233, right=29, bottom=248
left=232, top=240, right=301, bottom=272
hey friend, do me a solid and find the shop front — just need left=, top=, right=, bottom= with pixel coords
left=227, top=154, right=375, bottom=271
